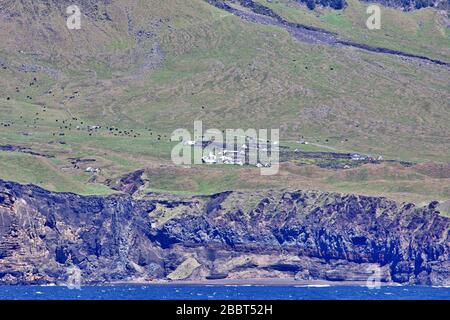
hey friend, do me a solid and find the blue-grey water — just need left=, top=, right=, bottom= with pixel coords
left=0, top=285, right=448, bottom=300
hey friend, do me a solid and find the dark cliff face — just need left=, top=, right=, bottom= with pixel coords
left=0, top=179, right=448, bottom=285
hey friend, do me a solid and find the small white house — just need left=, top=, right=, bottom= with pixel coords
left=351, top=153, right=367, bottom=161
left=202, top=153, right=217, bottom=164
left=219, top=155, right=233, bottom=162
left=184, top=140, right=196, bottom=146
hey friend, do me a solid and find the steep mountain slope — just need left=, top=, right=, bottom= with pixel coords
left=0, top=0, right=448, bottom=200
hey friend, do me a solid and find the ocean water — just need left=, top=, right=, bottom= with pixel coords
left=0, top=285, right=448, bottom=300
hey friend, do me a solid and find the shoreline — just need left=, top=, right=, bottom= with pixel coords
left=3, top=278, right=448, bottom=287
left=106, top=278, right=401, bottom=287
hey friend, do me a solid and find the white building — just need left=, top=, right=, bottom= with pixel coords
left=202, top=153, right=217, bottom=164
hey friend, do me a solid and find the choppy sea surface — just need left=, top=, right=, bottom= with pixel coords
left=0, top=285, right=448, bottom=300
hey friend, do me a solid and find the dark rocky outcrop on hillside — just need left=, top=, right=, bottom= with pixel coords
left=297, top=0, right=449, bottom=10
left=0, top=145, right=53, bottom=158
left=214, top=0, right=448, bottom=12
left=0, top=179, right=448, bottom=285
left=105, top=169, right=146, bottom=195
left=296, top=0, right=346, bottom=10
left=360, top=0, right=449, bottom=11
left=287, top=0, right=447, bottom=11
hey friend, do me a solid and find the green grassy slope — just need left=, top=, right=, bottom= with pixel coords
left=0, top=0, right=448, bottom=202
left=254, top=0, right=450, bottom=61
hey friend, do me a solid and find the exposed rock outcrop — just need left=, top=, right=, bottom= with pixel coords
left=360, top=0, right=449, bottom=11
left=0, top=179, right=448, bottom=285
left=105, top=169, right=146, bottom=195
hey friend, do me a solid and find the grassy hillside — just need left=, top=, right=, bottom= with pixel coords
left=0, top=0, right=448, bottom=204
left=254, top=0, right=450, bottom=61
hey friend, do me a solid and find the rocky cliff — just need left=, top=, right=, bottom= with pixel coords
left=0, top=179, right=448, bottom=285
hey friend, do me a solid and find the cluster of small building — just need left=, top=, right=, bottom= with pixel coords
left=351, top=153, right=367, bottom=161
left=351, top=153, right=383, bottom=161
left=201, top=150, right=245, bottom=166
left=189, top=138, right=274, bottom=168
